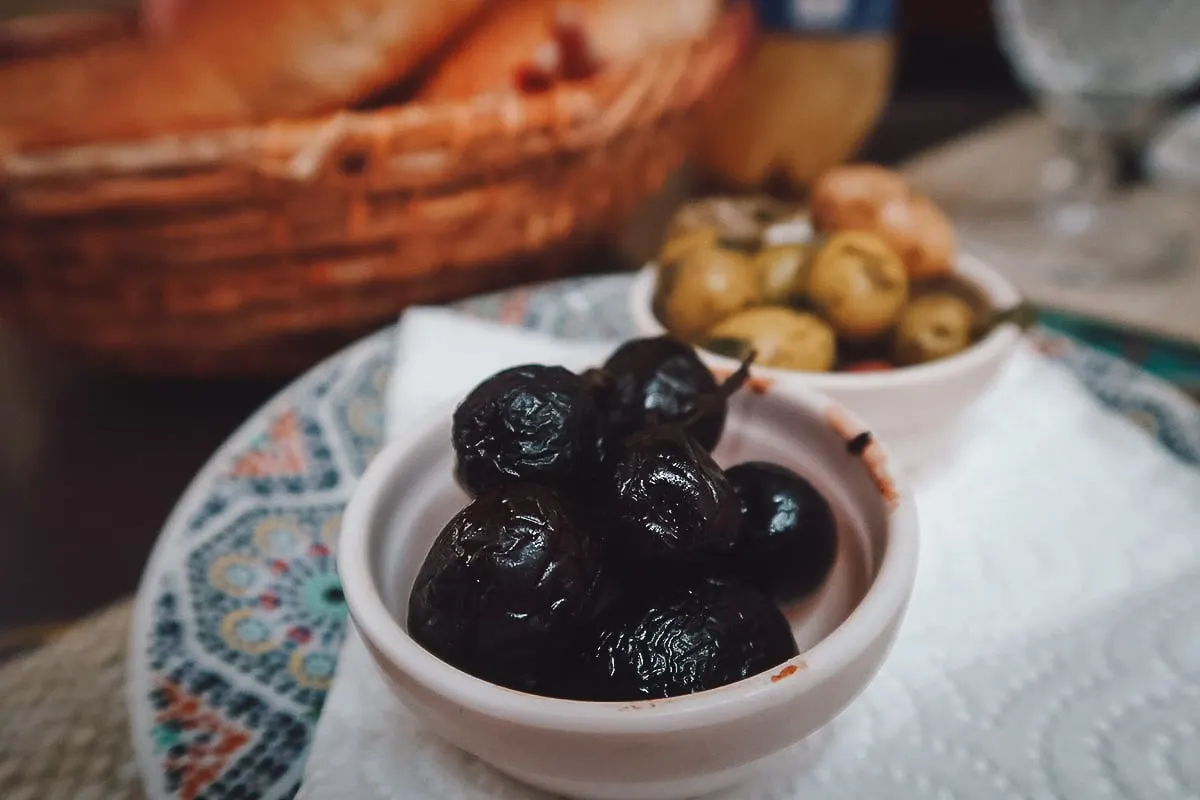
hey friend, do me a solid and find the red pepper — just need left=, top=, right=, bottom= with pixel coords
left=844, top=360, right=894, bottom=373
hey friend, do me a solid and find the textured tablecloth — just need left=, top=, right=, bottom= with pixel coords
left=0, top=602, right=144, bottom=800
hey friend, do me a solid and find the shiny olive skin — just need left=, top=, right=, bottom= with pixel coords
left=805, top=231, right=909, bottom=341
left=452, top=364, right=599, bottom=497
left=706, top=307, right=836, bottom=373
left=658, top=225, right=719, bottom=267
left=811, top=164, right=956, bottom=280
left=725, top=462, right=838, bottom=603
left=754, top=243, right=810, bottom=306
left=893, top=293, right=975, bottom=366
left=607, top=425, right=740, bottom=572
left=407, top=484, right=605, bottom=694
left=571, top=578, right=799, bottom=701
left=597, top=336, right=727, bottom=452
left=661, top=247, right=760, bottom=342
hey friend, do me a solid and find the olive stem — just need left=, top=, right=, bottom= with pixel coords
left=989, top=301, right=1040, bottom=333
left=665, top=349, right=759, bottom=434
left=717, top=349, right=758, bottom=399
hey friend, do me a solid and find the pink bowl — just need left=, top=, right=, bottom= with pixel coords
left=338, top=357, right=919, bottom=800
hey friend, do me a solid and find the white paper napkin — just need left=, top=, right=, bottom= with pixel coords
left=382, top=307, right=616, bottom=443
left=300, top=307, right=1200, bottom=800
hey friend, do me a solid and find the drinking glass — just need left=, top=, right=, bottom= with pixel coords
left=962, top=0, right=1200, bottom=286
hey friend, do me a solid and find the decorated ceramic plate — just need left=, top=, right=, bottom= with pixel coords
left=127, top=274, right=1200, bottom=800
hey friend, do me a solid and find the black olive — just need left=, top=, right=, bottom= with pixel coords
left=725, top=462, right=838, bottom=604
left=452, top=364, right=599, bottom=497
left=571, top=578, right=799, bottom=701
left=596, top=336, right=751, bottom=453
left=407, top=484, right=604, bottom=693
left=607, top=425, right=740, bottom=572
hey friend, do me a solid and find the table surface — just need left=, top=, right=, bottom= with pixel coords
left=904, top=115, right=1200, bottom=348
left=0, top=91, right=1030, bottom=650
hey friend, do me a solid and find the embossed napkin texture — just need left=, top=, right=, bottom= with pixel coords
left=300, top=307, right=1200, bottom=800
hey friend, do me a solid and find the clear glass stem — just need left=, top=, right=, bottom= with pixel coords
left=1035, top=93, right=1161, bottom=237
left=953, top=91, right=1189, bottom=288
left=1037, top=123, right=1118, bottom=235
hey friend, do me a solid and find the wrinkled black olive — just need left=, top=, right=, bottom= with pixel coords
left=725, top=462, right=838, bottom=604
left=608, top=425, right=740, bottom=570
left=452, top=364, right=599, bottom=497
left=596, top=336, right=750, bottom=452
left=407, top=484, right=604, bottom=693
left=571, top=578, right=799, bottom=701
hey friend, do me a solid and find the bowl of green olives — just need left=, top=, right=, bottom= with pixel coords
left=339, top=336, right=918, bottom=800
left=630, top=182, right=1026, bottom=468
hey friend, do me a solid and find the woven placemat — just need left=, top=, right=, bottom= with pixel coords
left=0, top=600, right=143, bottom=800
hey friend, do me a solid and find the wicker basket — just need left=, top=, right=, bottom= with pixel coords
left=0, top=6, right=749, bottom=376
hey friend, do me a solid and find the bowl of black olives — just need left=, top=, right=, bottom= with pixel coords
left=629, top=179, right=1027, bottom=469
left=339, top=336, right=919, bottom=800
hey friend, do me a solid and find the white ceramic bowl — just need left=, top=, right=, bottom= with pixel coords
left=339, top=360, right=919, bottom=800
left=628, top=250, right=1023, bottom=471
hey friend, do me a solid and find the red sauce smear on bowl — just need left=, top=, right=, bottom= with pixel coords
left=771, top=664, right=800, bottom=682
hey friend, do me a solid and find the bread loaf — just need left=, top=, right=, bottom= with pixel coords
left=419, top=0, right=721, bottom=101
left=0, top=0, right=490, bottom=152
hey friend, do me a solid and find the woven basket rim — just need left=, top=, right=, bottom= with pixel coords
left=0, top=5, right=753, bottom=377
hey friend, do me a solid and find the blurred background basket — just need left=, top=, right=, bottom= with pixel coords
left=0, top=5, right=749, bottom=377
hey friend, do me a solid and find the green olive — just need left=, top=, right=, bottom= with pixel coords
left=805, top=231, right=909, bottom=341
left=652, top=261, right=677, bottom=324
left=754, top=244, right=810, bottom=306
left=659, top=226, right=719, bottom=267
left=706, top=307, right=835, bottom=372
left=894, top=293, right=975, bottom=365
left=661, top=247, right=760, bottom=342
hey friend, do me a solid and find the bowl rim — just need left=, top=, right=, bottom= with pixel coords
left=628, top=249, right=1023, bottom=391
left=339, top=378, right=920, bottom=736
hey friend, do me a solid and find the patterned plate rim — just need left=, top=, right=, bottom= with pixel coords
left=125, top=326, right=394, bottom=800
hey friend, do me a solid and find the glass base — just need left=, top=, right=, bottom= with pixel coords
left=951, top=192, right=1192, bottom=289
